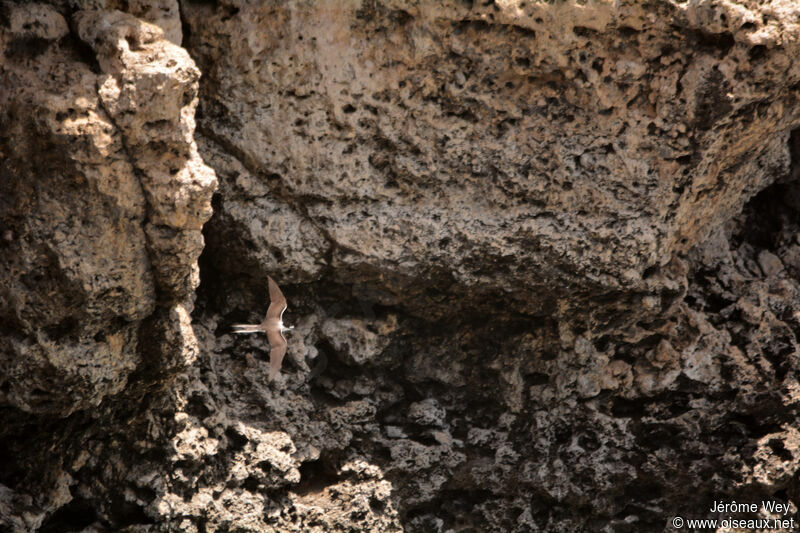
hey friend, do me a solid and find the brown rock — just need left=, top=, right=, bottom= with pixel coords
left=2, top=2, right=800, bottom=532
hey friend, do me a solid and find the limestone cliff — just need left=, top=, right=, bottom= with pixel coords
left=1, top=1, right=800, bottom=531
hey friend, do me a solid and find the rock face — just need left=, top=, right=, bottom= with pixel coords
left=1, top=1, right=800, bottom=532
left=0, top=3, right=216, bottom=417
left=191, top=0, right=800, bottom=322
left=0, top=2, right=215, bottom=529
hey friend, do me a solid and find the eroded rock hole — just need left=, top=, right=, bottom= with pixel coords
left=295, top=454, right=340, bottom=495
left=39, top=497, right=98, bottom=533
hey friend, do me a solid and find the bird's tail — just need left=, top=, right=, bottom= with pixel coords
left=232, top=324, right=262, bottom=334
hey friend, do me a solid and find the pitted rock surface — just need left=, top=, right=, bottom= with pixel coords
left=1, top=1, right=800, bottom=532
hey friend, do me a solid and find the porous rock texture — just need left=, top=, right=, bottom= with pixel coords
left=1, top=0, right=800, bottom=532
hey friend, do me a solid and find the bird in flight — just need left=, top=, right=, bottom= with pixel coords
left=232, top=276, right=294, bottom=381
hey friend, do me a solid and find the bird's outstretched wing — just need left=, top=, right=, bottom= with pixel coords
left=266, top=328, right=288, bottom=381
left=265, top=276, right=288, bottom=321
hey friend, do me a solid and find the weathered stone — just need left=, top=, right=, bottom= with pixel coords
left=185, top=0, right=800, bottom=323
left=407, top=398, right=447, bottom=427
left=2, top=1, right=800, bottom=532
left=0, top=2, right=215, bottom=525
left=758, top=249, right=784, bottom=277
left=321, top=315, right=397, bottom=366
